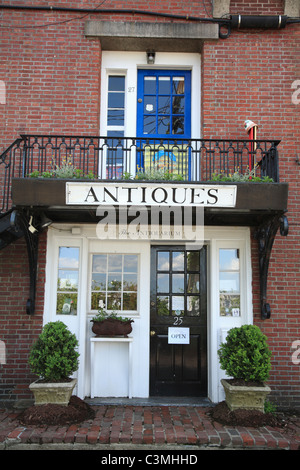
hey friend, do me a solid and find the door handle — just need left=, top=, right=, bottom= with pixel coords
left=150, top=330, right=156, bottom=337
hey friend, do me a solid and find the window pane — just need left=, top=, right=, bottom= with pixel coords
left=108, top=254, right=122, bottom=272
left=124, top=255, right=138, bottom=272
left=187, top=296, right=200, bottom=316
left=219, top=249, right=240, bottom=271
left=157, top=296, right=169, bottom=316
left=123, top=273, right=137, bottom=291
left=157, top=252, right=169, bottom=271
left=220, top=294, right=240, bottom=316
left=172, top=296, right=184, bottom=316
left=92, top=273, right=106, bottom=291
left=107, top=293, right=121, bottom=310
left=144, top=115, right=156, bottom=134
left=108, top=92, right=124, bottom=109
left=173, top=77, right=185, bottom=94
left=187, top=274, right=200, bottom=293
left=123, top=293, right=137, bottom=310
left=219, top=272, right=240, bottom=293
left=158, top=96, right=170, bottom=114
left=187, top=251, right=199, bottom=272
left=157, top=273, right=169, bottom=293
left=107, top=274, right=122, bottom=291
left=172, top=96, right=185, bottom=114
left=158, top=115, right=170, bottom=134
left=108, top=76, right=125, bottom=91
left=58, top=247, right=79, bottom=269
left=92, top=254, right=107, bottom=273
left=91, top=292, right=105, bottom=310
left=172, top=116, right=184, bottom=134
left=172, top=273, right=184, bottom=293
left=144, top=96, right=156, bottom=113
left=158, top=76, right=170, bottom=94
left=172, top=252, right=184, bottom=271
left=144, top=76, right=156, bottom=94
left=107, top=109, right=124, bottom=126
left=58, top=270, right=78, bottom=291
left=57, top=293, right=77, bottom=315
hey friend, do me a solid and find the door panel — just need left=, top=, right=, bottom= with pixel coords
left=137, top=70, right=191, bottom=178
left=150, top=246, right=207, bottom=396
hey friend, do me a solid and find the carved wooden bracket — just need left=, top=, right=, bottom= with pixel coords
left=254, top=214, right=289, bottom=319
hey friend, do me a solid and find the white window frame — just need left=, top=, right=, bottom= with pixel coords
left=88, top=252, right=140, bottom=314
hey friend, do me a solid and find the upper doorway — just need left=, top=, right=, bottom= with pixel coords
left=137, top=69, right=191, bottom=178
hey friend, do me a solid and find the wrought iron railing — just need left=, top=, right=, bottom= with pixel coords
left=0, top=134, right=280, bottom=213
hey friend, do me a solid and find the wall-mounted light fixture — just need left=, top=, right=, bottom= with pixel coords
left=146, top=51, right=155, bottom=64
left=39, top=214, right=52, bottom=230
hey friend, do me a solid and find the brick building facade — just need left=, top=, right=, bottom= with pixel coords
left=0, top=1, right=299, bottom=409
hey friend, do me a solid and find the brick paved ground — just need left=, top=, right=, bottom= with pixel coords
left=0, top=405, right=299, bottom=450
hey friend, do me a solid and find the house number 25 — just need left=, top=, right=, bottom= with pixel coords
left=173, top=316, right=183, bottom=326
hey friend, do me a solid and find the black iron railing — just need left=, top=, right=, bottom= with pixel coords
left=0, top=134, right=280, bottom=213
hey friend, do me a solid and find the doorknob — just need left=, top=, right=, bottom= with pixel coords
left=150, top=330, right=156, bottom=336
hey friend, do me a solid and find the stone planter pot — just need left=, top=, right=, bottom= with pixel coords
left=91, top=319, right=133, bottom=337
left=29, top=378, right=77, bottom=406
left=221, top=379, right=271, bottom=413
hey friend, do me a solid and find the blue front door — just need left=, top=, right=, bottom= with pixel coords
left=137, top=69, right=191, bottom=178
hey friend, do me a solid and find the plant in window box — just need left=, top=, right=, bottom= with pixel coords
left=28, top=321, right=79, bottom=406
left=90, top=303, right=134, bottom=337
left=218, top=324, right=271, bottom=413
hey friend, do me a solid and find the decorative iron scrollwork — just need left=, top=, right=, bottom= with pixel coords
left=254, top=214, right=289, bottom=319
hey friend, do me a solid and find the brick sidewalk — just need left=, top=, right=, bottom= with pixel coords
left=0, top=405, right=299, bottom=450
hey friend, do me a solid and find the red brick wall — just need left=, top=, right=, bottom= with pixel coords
left=0, top=1, right=299, bottom=408
left=202, top=23, right=300, bottom=407
left=0, top=232, right=46, bottom=405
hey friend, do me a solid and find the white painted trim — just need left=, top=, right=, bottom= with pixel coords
left=44, top=224, right=253, bottom=402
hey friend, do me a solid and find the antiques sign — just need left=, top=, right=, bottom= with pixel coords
left=66, top=182, right=237, bottom=207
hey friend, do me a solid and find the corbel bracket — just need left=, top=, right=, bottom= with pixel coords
left=10, top=210, right=39, bottom=315
left=254, top=214, right=289, bottom=319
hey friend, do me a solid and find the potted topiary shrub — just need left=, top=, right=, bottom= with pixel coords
left=218, top=324, right=272, bottom=412
left=90, top=306, right=134, bottom=337
left=29, top=321, right=79, bottom=406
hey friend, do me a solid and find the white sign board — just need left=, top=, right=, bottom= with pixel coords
left=168, top=327, right=190, bottom=344
left=66, top=182, right=237, bottom=208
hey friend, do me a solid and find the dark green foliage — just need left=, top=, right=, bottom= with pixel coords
left=218, top=325, right=271, bottom=383
left=29, top=321, right=79, bottom=382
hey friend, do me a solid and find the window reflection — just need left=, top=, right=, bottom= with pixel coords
left=57, top=247, right=80, bottom=315
left=219, top=249, right=240, bottom=317
left=91, top=254, right=138, bottom=311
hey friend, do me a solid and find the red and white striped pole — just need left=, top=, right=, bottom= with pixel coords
left=244, top=119, right=258, bottom=174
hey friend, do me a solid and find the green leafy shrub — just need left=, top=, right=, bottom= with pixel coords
left=218, top=325, right=271, bottom=383
left=29, top=321, right=79, bottom=382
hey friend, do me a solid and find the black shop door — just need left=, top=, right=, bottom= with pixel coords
left=150, top=246, right=207, bottom=396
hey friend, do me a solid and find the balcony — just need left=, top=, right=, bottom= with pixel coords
left=1, top=134, right=287, bottom=219
left=0, top=134, right=288, bottom=229
left=0, top=134, right=289, bottom=318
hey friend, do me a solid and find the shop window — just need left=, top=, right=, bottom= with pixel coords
left=219, top=249, right=240, bottom=317
left=56, top=247, right=80, bottom=315
left=91, top=254, right=138, bottom=312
